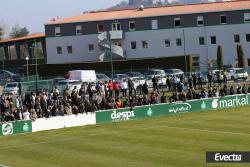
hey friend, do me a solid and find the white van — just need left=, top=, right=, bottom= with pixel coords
left=67, top=70, right=96, bottom=82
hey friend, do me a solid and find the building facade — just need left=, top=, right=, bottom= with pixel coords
left=45, top=0, right=250, bottom=70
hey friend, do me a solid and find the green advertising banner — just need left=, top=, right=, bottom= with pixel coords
left=0, top=120, right=32, bottom=136
left=96, top=94, right=250, bottom=124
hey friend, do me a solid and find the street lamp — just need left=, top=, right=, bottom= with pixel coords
left=25, top=56, right=29, bottom=81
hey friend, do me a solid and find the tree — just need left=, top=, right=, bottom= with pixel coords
left=0, top=25, right=3, bottom=40
left=237, top=45, right=247, bottom=68
left=9, top=24, right=29, bottom=38
left=188, top=55, right=193, bottom=72
left=217, top=45, right=223, bottom=70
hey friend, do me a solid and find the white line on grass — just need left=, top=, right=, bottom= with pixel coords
left=138, top=124, right=250, bottom=136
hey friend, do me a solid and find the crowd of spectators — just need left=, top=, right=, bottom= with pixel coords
left=0, top=72, right=249, bottom=123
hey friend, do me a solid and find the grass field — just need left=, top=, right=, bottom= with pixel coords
left=0, top=106, right=250, bottom=167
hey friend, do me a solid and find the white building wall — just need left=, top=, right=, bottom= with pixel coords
left=46, top=34, right=102, bottom=64
left=46, top=23, right=250, bottom=67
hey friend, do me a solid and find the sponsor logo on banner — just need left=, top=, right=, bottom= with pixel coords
left=201, top=101, right=207, bottom=110
left=22, top=122, right=30, bottom=132
left=111, top=110, right=135, bottom=121
left=2, top=123, right=13, bottom=136
left=147, top=108, right=153, bottom=116
left=169, top=103, right=191, bottom=113
left=212, top=95, right=248, bottom=109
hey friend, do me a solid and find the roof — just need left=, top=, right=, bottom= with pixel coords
left=46, top=0, right=250, bottom=25
left=0, top=33, right=45, bottom=44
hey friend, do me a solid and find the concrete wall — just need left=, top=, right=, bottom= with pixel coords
left=32, top=113, right=96, bottom=132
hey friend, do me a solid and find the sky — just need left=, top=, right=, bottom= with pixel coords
left=0, top=0, right=124, bottom=37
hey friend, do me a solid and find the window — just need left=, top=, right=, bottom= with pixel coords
left=164, top=39, right=171, bottom=48
left=131, top=41, right=137, bottom=49
left=56, top=47, right=62, bottom=54
left=88, top=44, right=94, bottom=52
left=246, top=34, right=250, bottom=42
left=151, top=20, right=158, bottom=30
left=210, top=36, right=217, bottom=44
left=67, top=46, right=73, bottom=54
left=174, top=18, right=181, bottom=27
left=244, top=13, right=250, bottom=22
left=142, top=41, right=148, bottom=49
left=197, top=16, right=204, bottom=26
left=199, top=37, right=205, bottom=45
left=55, top=27, right=61, bottom=36
left=234, top=34, right=240, bottom=43
left=112, top=23, right=121, bottom=31
left=76, top=25, right=82, bottom=35
left=176, top=38, right=182, bottom=46
left=129, top=21, right=135, bottom=31
left=97, top=24, right=104, bottom=33
left=220, top=15, right=227, bottom=24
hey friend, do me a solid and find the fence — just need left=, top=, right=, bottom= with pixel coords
left=19, top=79, right=54, bottom=95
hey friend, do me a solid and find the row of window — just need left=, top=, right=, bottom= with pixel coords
left=54, top=13, right=250, bottom=36
left=55, top=34, right=250, bottom=54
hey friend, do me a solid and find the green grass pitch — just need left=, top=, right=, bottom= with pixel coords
left=0, top=106, right=250, bottom=167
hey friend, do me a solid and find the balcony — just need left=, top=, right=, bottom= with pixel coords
left=109, top=30, right=123, bottom=40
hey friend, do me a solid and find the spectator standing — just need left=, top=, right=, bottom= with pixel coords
left=152, top=76, right=159, bottom=94
left=207, top=71, right=213, bottom=88
left=128, top=79, right=135, bottom=96
left=99, top=83, right=105, bottom=98
left=198, top=74, right=203, bottom=89
left=113, top=81, right=120, bottom=98
left=108, top=80, right=113, bottom=97
left=192, top=73, right=197, bottom=90
left=166, top=76, right=171, bottom=91
left=223, top=69, right=228, bottom=85
left=188, top=75, right=193, bottom=89
left=87, top=83, right=94, bottom=101
left=120, top=80, right=128, bottom=97
left=142, top=81, right=149, bottom=96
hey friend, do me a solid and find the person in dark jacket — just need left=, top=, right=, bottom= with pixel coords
left=142, top=81, right=149, bottom=95
left=128, top=79, right=135, bottom=96
left=152, top=76, right=159, bottom=94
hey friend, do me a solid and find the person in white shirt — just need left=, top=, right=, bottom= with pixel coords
left=22, top=110, right=30, bottom=120
left=121, top=80, right=128, bottom=97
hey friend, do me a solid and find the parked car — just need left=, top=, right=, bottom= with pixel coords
left=144, top=69, right=166, bottom=87
left=212, top=70, right=223, bottom=82
left=165, top=69, right=184, bottom=77
left=125, top=72, right=146, bottom=89
left=113, top=74, right=129, bottom=82
left=96, top=73, right=111, bottom=83
left=0, top=70, right=20, bottom=84
left=226, top=68, right=248, bottom=81
left=3, top=82, right=20, bottom=95
left=56, top=80, right=82, bottom=95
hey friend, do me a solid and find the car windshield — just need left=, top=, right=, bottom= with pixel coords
left=148, top=71, right=164, bottom=76
left=236, top=69, right=245, bottom=73
left=6, top=83, right=18, bottom=88
left=58, top=81, right=68, bottom=86
left=126, top=72, right=143, bottom=77
left=115, top=74, right=128, bottom=79
left=173, top=69, right=182, bottom=73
